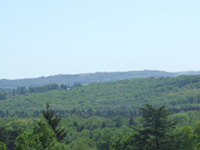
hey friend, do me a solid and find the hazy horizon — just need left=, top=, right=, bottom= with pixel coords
left=1, top=1, right=200, bottom=79
left=1, top=69, right=200, bottom=80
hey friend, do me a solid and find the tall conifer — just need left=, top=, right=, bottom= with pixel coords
left=132, top=104, right=181, bottom=150
left=42, top=102, right=67, bottom=142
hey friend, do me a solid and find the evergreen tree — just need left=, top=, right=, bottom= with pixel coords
left=129, top=118, right=135, bottom=126
left=101, top=121, right=106, bottom=129
left=132, top=104, right=181, bottom=150
left=0, top=92, right=6, bottom=100
left=42, top=102, right=68, bottom=142
left=90, top=131, right=92, bottom=139
left=80, top=125, right=85, bottom=132
left=73, top=121, right=79, bottom=132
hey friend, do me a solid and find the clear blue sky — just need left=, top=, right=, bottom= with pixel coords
left=1, top=0, right=200, bottom=79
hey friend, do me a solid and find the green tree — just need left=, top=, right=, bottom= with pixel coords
left=43, top=102, right=68, bottom=142
left=0, top=141, right=7, bottom=150
left=132, top=104, right=181, bottom=150
left=97, top=127, right=121, bottom=150
left=112, top=115, right=123, bottom=128
left=110, top=138, right=122, bottom=150
left=15, top=120, right=68, bottom=150
left=171, top=113, right=189, bottom=125
left=0, top=92, right=6, bottom=100
left=71, top=138, right=96, bottom=150
left=0, top=127, right=20, bottom=150
left=193, top=121, right=200, bottom=150
left=97, top=133, right=114, bottom=150
left=129, top=118, right=135, bottom=126
left=180, top=126, right=194, bottom=150
left=111, top=132, right=136, bottom=150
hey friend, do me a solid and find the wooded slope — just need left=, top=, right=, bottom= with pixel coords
left=1, top=75, right=200, bottom=117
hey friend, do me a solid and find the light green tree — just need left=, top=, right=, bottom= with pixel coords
left=15, top=120, right=69, bottom=150
left=171, top=113, right=189, bottom=125
left=111, top=133, right=135, bottom=150
left=193, top=121, right=200, bottom=150
left=180, top=126, right=194, bottom=150
left=97, top=133, right=114, bottom=150
left=70, top=138, right=96, bottom=150
left=0, top=141, right=7, bottom=150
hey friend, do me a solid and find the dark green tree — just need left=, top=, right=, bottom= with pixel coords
left=0, top=92, right=6, bottom=100
left=132, top=104, right=181, bottom=150
left=129, top=118, right=135, bottom=126
left=101, top=121, right=106, bottom=129
left=80, top=125, right=85, bottom=132
left=42, top=102, right=68, bottom=142
left=0, top=127, right=20, bottom=150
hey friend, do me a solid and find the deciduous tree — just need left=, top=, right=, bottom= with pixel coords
left=0, top=141, right=7, bottom=150
left=15, top=120, right=68, bottom=150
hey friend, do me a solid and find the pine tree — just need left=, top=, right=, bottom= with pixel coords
left=129, top=118, right=135, bottom=126
left=101, top=121, right=106, bottom=129
left=42, top=102, right=68, bottom=142
left=132, top=104, right=182, bottom=150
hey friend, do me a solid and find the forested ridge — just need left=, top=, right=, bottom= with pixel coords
left=1, top=70, right=200, bottom=89
left=1, top=75, right=200, bottom=149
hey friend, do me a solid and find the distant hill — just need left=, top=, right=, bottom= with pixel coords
left=0, top=70, right=200, bottom=89
left=1, top=75, right=200, bottom=114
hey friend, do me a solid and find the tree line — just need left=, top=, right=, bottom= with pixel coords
left=0, top=82, right=82, bottom=99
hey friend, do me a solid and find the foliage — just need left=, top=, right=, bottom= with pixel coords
left=4, top=118, right=34, bottom=130
left=178, top=121, right=200, bottom=150
left=111, top=133, right=135, bottom=150
left=1, top=75, right=200, bottom=117
left=0, top=141, right=7, bottom=150
left=2, top=108, right=200, bottom=150
left=132, top=104, right=181, bottom=150
left=15, top=120, right=68, bottom=150
left=180, top=126, right=194, bottom=150
left=0, top=127, right=20, bottom=150
left=42, top=102, right=68, bottom=141
left=70, top=138, right=97, bottom=150
left=170, top=113, right=189, bottom=126
left=95, top=127, right=124, bottom=150
left=2, top=75, right=200, bottom=149
left=0, top=91, right=6, bottom=100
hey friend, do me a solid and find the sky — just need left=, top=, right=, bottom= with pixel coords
left=0, top=0, right=200, bottom=79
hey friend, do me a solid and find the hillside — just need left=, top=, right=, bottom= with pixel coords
left=1, top=70, right=200, bottom=89
left=2, top=75, right=200, bottom=150
left=1, top=75, right=200, bottom=118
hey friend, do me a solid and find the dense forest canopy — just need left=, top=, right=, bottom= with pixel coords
left=1, top=75, right=200, bottom=114
left=1, top=75, right=200, bottom=149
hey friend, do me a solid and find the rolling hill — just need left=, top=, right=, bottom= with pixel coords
left=1, top=70, right=200, bottom=89
left=1, top=75, right=200, bottom=119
